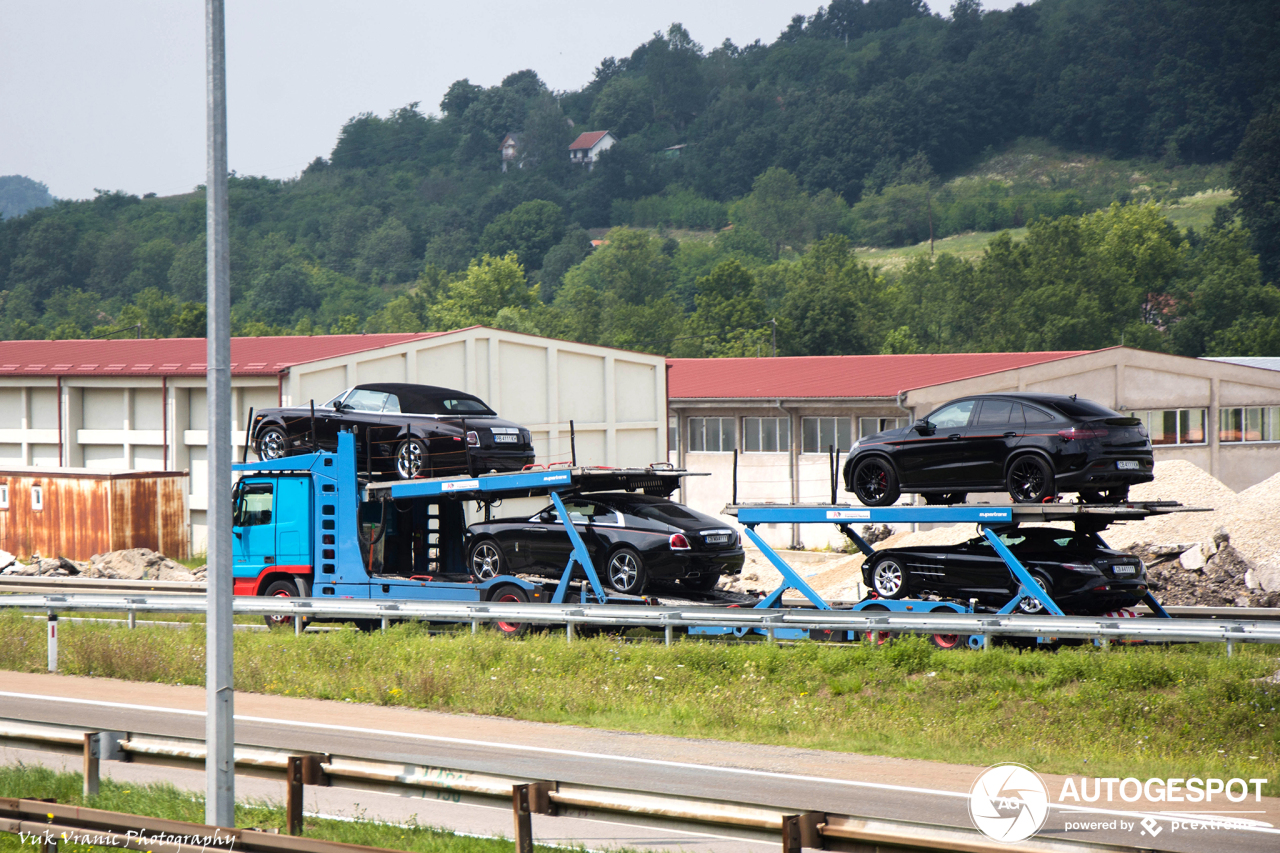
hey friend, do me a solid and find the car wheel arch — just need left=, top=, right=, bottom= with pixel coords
left=1003, top=449, right=1055, bottom=478
left=849, top=451, right=900, bottom=480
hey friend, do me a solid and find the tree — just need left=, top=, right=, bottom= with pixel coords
left=479, top=201, right=565, bottom=271
left=0, top=175, right=55, bottom=219
left=1230, top=104, right=1280, bottom=282
left=731, top=168, right=809, bottom=257
left=560, top=228, right=672, bottom=305
left=678, top=260, right=770, bottom=357
left=779, top=235, right=885, bottom=355
left=430, top=253, right=537, bottom=330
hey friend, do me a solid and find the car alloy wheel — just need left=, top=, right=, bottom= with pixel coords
left=396, top=437, right=427, bottom=479
left=469, top=540, right=503, bottom=580
left=1006, top=455, right=1054, bottom=503
left=1017, top=573, right=1053, bottom=614
left=606, top=548, right=647, bottom=595
left=871, top=558, right=908, bottom=599
left=853, top=458, right=901, bottom=506
left=257, top=426, right=288, bottom=461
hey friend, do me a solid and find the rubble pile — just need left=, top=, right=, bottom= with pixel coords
left=0, top=548, right=204, bottom=582
left=1124, top=531, right=1280, bottom=608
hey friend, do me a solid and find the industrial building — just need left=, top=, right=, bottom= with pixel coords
left=0, top=327, right=668, bottom=552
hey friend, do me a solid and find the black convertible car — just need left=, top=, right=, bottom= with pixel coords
left=465, top=492, right=744, bottom=595
left=251, top=383, right=534, bottom=479
left=844, top=393, right=1154, bottom=506
left=862, top=526, right=1149, bottom=615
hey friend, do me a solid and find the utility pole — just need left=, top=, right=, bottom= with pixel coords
left=205, top=0, right=234, bottom=829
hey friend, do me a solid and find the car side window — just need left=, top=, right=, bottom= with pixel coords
left=976, top=400, right=1014, bottom=425
left=234, top=482, right=273, bottom=526
left=928, top=401, right=976, bottom=429
left=323, top=389, right=351, bottom=409
left=382, top=394, right=401, bottom=413
left=1023, top=405, right=1056, bottom=423
left=560, top=500, right=610, bottom=524
left=345, top=390, right=390, bottom=412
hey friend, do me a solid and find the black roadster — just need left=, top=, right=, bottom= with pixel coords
left=251, top=383, right=534, bottom=479
left=863, top=526, right=1149, bottom=615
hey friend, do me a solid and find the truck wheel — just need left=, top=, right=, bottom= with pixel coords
left=469, top=539, right=505, bottom=580
left=395, top=437, right=428, bottom=479
left=489, top=584, right=529, bottom=636
left=606, top=547, right=648, bottom=595
left=257, top=426, right=289, bottom=461
left=262, top=579, right=298, bottom=629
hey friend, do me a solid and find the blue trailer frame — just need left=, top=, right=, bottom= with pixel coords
left=690, top=502, right=1174, bottom=643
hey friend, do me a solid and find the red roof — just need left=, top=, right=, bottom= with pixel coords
left=0, top=333, right=445, bottom=377
left=569, top=131, right=611, bottom=150
left=667, top=352, right=1093, bottom=400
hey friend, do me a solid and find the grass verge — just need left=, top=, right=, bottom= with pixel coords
left=1, top=610, right=1277, bottom=794
left=0, top=763, right=562, bottom=853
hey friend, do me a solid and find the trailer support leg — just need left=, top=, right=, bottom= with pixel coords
left=981, top=527, right=1066, bottom=617
left=548, top=491, right=609, bottom=604
left=740, top=526, right=831, bottom=610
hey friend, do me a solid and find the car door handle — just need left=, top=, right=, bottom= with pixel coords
left=522, top=527, right=545, bottom=533
left=1003, top=432, right=1018, bottom=438
left=948, top=433, right=962, bottom=440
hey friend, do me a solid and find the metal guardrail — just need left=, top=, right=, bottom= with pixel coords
left=0, top=575, right=207, bottom=595
left=0, top=718, right=1168, bottom=853
left=3, top=593, right=1280, bottom=647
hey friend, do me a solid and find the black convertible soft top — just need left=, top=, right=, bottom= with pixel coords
left=356, top=383, right=496, bottom=416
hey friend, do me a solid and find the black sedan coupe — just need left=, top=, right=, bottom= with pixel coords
left=251, top=383, right=535, bottom=479
left=465, top=492, right=744, bottom=595
left=863, top=526, right=1149, bottom=615
left=844, top=393, right=1153, bottom=506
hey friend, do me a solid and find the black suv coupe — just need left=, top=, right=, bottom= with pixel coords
left=251, top=383, right=534, bottom=479
left=862, top=526, right=1149, bottom=616
left=843, top=393, right=1153, bottom=506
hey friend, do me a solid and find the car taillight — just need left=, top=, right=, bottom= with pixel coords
left=466, top=431, right=479, bottom=447
left=1058, top=426, right=1107, bottom=440
left=1062, top=563, right=1101, bottom=574
left=669, top=533, right=691, bottom=550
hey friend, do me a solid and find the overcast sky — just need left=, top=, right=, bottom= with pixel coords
left=1, top=1, right=1023, bottom=201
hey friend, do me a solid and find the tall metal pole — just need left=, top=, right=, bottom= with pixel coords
left=205, top=0, right=234, bottom=829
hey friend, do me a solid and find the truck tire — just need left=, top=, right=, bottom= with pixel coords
left=489, top=584, right=530, bottom=636
left=262, top=579, right=299, bottom=629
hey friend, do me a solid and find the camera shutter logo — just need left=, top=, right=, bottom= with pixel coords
left=969, top=763, right=1050, bottom=842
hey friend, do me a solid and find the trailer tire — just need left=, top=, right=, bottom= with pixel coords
left=606, top=547, right=648, bottom=595
left=262, top=579, right=299, bottom=629
left=929, top=606, right=964, bottom=649
left=469, top=538, right=505, bottom=581
left=489, top=584, right=530, bottom=636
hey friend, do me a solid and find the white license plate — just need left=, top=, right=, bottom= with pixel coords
left=1112, top=564, right=1137, bottom=575
left=1117, top=460, right=1140, bottom=470
left=493, top=434, right=519, bottom=443
left=706, top=535, right=729, bottom=544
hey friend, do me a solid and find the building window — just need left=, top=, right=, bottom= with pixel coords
left=802, top=417, right=852, bottom=454
left=31, top=485, right=43, bottom=512
left=669, top=415, right=679, bottom=453
left=0, top=484, right=8, bottom=509
left=858, top=417, right=909, bottom=439
left=688, top=417, right=735, bottom=453
left=743, top=417, right=790, bottom=453
left=1135, top=409, right=1206, bottom=445
left=1219, top=406, right=1280, bottom=443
